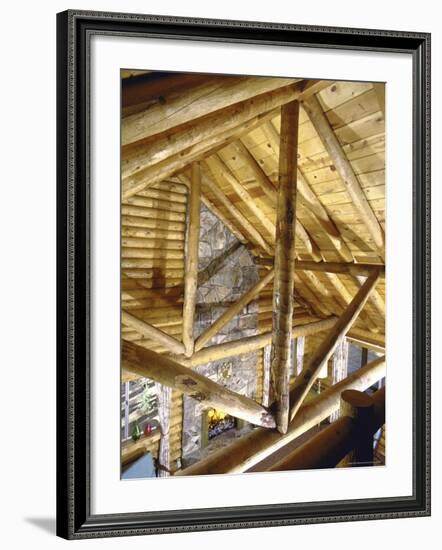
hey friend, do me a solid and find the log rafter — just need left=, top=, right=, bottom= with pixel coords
left=302, top=94, right=385, bottom=259
left=123, top=341, right=276, bottom=429
left=289, top=270, right=381, bottom=421
left=122, top=79, right=322, bottom=199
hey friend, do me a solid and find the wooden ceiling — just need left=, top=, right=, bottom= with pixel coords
left=121, top=71, right=385, bottom=345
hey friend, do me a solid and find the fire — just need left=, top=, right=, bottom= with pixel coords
left=207, top=409, right=227, bottom=423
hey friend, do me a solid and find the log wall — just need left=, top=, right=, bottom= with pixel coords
left=121, top=180, right=188, bottom=469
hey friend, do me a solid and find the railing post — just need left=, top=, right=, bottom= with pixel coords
left=339, top=389, right=375, bottom=467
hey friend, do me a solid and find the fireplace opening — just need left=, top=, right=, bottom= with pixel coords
left=208, top=409, right=235, bottom=439
left=201, top=408, right=244, bottom=448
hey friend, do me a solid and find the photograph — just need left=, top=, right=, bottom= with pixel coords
left=120, top=71, right=387, bottom=479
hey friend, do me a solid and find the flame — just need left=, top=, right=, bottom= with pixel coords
left=208, top=409, right=226, bottom=423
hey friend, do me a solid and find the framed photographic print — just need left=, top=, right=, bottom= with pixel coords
left=56, top=10, right=431, bottom=539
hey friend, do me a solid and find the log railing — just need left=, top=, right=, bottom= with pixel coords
left=176, top=356, right=385, bottom=476
left=268, top=387, right=385, bottom=471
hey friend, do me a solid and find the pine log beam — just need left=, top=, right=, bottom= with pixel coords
left=195, top=269, right=275, bottom=352
left=186, top=317, right=336, bottom=366
left=122, top=107, right=280, bottom=200
left=122, top=79, right=324, bottom=199
left=202, top=171, right=274, bottom=256
left=122, top=341, right=276, bottom=428
left=231, top=139, right=277, bottom=202
left=295, top=224, right=323, bottom=261
left=122, top=76, right=299, bottom=146
left=176, top=356, right=385, bottom=475
left=302, top=94, right=385, bottom=259
left=122, top=80, right=320, bottom=183
left=121, top=310, right=185, bottom=355
left=262, top=120, right=353, bottom=262
left=346, top=328, right=385, bottom=352
left=269, top=387, right=384, bottom=472
left=296, top=171, right=354, bottom=262
left=230, top=140, right=322, bottom=261
left=206, top=154, right=276, bottom=239
left=179, top=173, right=248, bottom=245
left=182, top=163, right=201, bottom=357
left=355, top=274, right=385, bottom=318
left=270, top=100, right=300, bottom=434
left=289, top=270, right=381, bottom=421
left=122, top=318, right=338, bottom=382
left=325, top=272, right=379, bottom=333
left=255, top=258, right=385, bottom=278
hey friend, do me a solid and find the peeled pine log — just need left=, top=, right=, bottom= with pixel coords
left=347, top=328, right=385, bottom=352
left=182, top=163, right=201, bottom=357
left=122, top=80, right=317, bottom=179
left=255, top=258, right=385, bottom=278
left=122, top=215, right=185, bottom=232
left=177, top=317, right=337, bottom=367
left=122, top=107, right=280, bottom=200
left=122, top=341, right=276, bottom=429
left=122, top=75, right=298, bottom=145
left=179, top=173, right=249, bottom=245
left=261, top=119, right=353, bottom=262
left=302, top=94, right=385, bottom=259
left=122, top=310, right=185, bottom=355
left=206, top=154, right=276, bottom=239
left=296, top=172, right=354, bottom=262
left=123, top=318, right=338, bottom=383
left=270, top=100, right=300, bottom=434
left=202, top=170, right=274, bottom=256
left=289, top=270, right=381, bottom=421
left=231, top=139, right=278, bottom=203
left=228, top=141, right=321, bottom=261
left=122, top=80, right=322, bottom=199
left=176, top=356, right=385, bottom=475
left=195, top=269, right=275, bottom=351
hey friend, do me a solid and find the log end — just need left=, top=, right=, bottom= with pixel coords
left=261, top=410, right=277, bottom=429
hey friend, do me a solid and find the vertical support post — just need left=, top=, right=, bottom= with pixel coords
left=157, top=383, right=172, bottom=477
left=262, top=345, right=271, bottom=407
left=339, top=389, right=374, bottom=468
left=330, top=337, right=349, bottom=422
left=295, top=336, right=305, bottom=376
left=270, top=100, right=299, bottom=434
left=123, top=381, right=130, bottom=440
left=183, top=162, right=201, bottom=357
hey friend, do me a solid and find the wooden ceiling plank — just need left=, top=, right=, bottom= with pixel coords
left=201, top=170, right=274, bottom=256
left=302, top=94, right=385, bottom=260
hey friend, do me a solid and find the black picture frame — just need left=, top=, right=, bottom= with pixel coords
left=56, top=9, right=431, bottom=540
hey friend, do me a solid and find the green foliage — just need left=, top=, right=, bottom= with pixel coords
left=140, top=380, right=157, bottom=417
